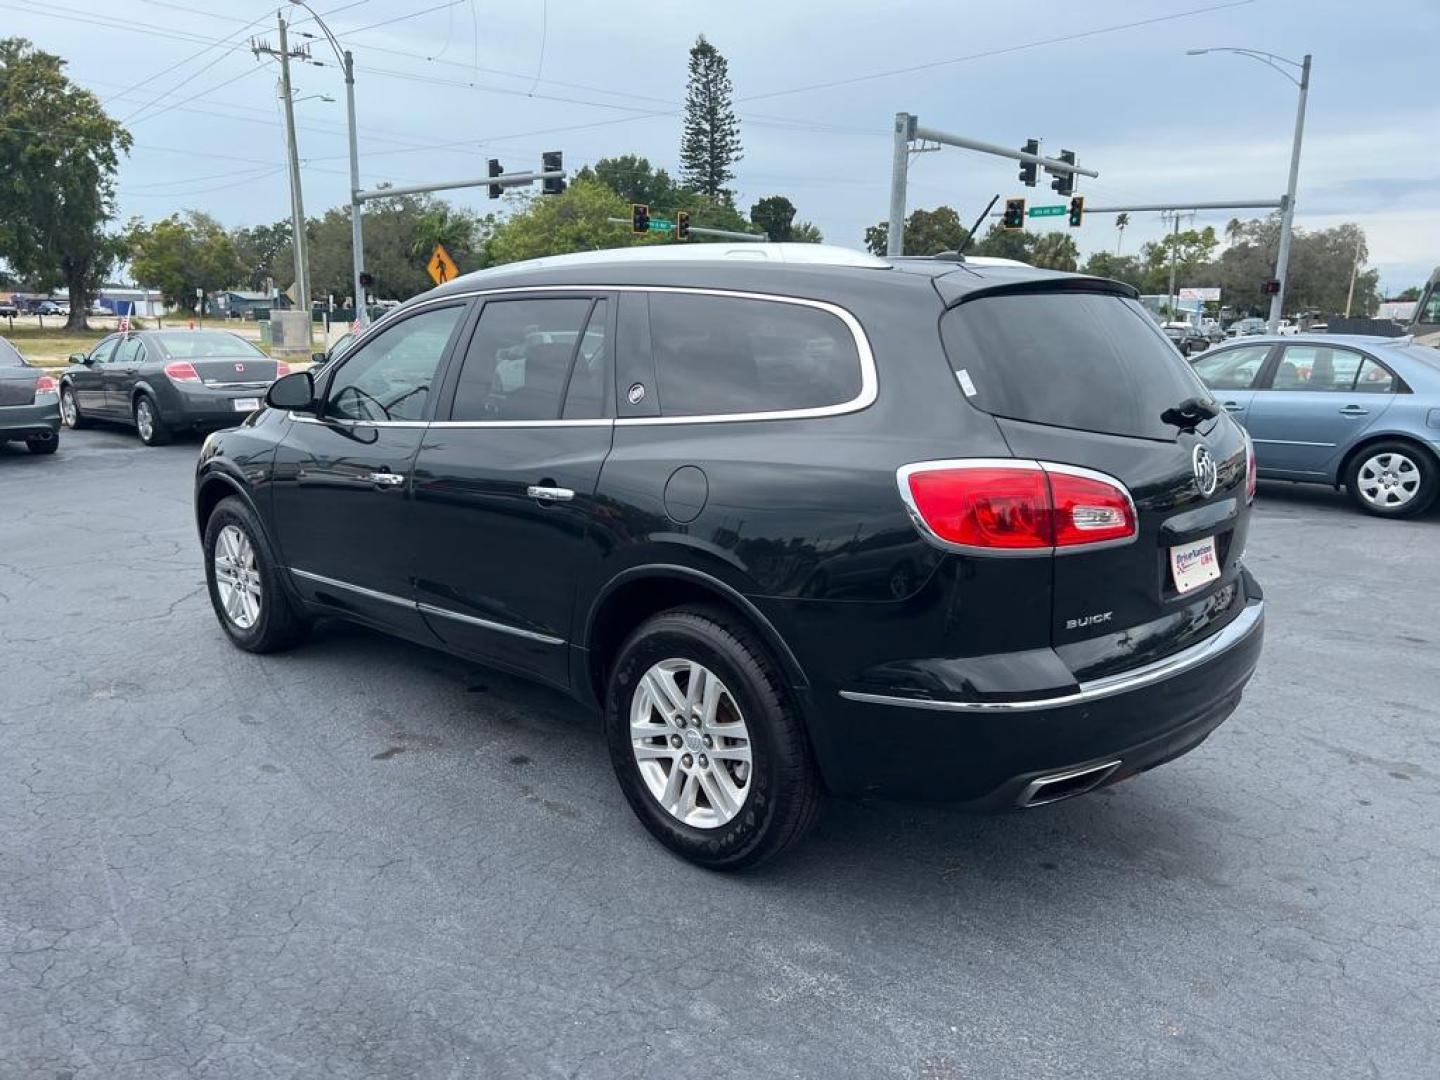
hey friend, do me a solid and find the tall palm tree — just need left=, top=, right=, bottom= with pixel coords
left=1115, top=212, right=1129, bottom=255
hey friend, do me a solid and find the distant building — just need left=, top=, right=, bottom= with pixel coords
left=1375, top=299, right=1417, bottom=322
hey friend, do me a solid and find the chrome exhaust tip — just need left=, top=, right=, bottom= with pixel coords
left=1017, top=759, right=1122, bottom=808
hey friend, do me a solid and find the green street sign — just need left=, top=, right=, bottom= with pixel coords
left=1028, top=204, right=1066, bottom=218
left=648, top=218, right=674, bottom=231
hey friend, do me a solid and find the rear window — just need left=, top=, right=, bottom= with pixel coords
left=649, top=292, right=862, bottom=417
left=154, top=332, right=265, bottom=359
left=0, top=338, right=26, bottom=366
left=940, top=291, right=1210, bottom=441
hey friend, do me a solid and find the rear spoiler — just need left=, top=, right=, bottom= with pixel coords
left=933, top=269, right=1139, bottom=308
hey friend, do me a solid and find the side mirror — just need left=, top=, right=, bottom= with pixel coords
left=266, top=370, right=316, bottom=413
left=69, top=352, right=89, bottom=365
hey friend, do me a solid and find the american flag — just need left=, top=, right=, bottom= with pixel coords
left=117, top=314, right=131, bottom=334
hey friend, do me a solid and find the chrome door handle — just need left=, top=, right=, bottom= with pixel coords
left=527, top=485, right=574, bottom=502
left=1338, top=405, right=1369, bottom=417
left=1221, top=401, right=1245, bottom=412
left=367, top=471, right=406, bottom=487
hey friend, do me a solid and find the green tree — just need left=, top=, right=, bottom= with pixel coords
left=971, top=222, right=1037, bottom=262
left=863, top=206, right=969, bottom=256
left=679, top=35, right=742, bottom=203
left=1212, top=215, right=1380, bottom=317
left=1139, top=225, right=1219, bottom=294
left=677, top=191, right=758, bottom=242
left=1396, top=286, right=1422, bottom=302
left=126, top=211, right=245, bottom=312
left=1032, top=232, right=1080, bottom=271
left=230, top=220, right=291, bottom=292
left=0, top=39, right=131, bottom=330
left=410, top=204, right=483, bottom=263
left=750, top=195, right=796, bottom=242
left=792, top=221, right=823, bottom=244
left=1081, top=251, right=1145, bottom=290
left=574, top=155, right=678, bottom=209
left=487, top=178, right=662, bottom=265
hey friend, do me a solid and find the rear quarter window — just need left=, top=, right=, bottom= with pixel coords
left=940, top=291, right=1211, bottom=441
left=649, top=292, right=863, bottom=417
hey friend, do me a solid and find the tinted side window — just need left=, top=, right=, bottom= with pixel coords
left=649, top=293, right=862, bottom=417
left=1354, top=356, right=1396, bottom=393
left=323, top=304, right=465, bottom=422
left=450, top=298, right=594, bottom=422
left=114, top=337, right=143, bottom=364
left=940, top=292, right=1208, bottom=441
left=1272, top=345, right=1364, bottom=391
left=1191, top=344, right=1270, bottom=390
left=562, top=299, right=609, bottom=419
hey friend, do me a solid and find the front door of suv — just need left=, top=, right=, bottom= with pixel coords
left=408, top=293, right=615, bottom=688
left=269, top=301, right=470, bottom=634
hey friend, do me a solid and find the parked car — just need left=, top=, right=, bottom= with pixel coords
left=35, top=300, right=68, bottom=317
left=0, top=337, right=60, bottom=454
left=0, top=299, right=19, bottom=319
left=59, top=329, right=288, bottom=445
left=195, top=244, right=1264, bottom=868
left=1227, top=317, right=1266, bottom=338
left=1162, top=321, right=1210, bottom=356
left=1190, top=333, right=1440, bottom=516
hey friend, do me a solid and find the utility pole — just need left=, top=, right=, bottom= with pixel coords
left=253, top=17, right=311, bottom=320
left=1344, top=231, right=1363, bottom=318
left=344, top=49, right=365, bottom=322
left=1166, top=212, right=1182, bottom=318
left=1270, top=54, right=1311, bottom=334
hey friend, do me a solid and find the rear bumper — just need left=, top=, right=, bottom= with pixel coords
left=0, top=398, right=61, bottom=440
left=813, top=596, right=1264, bottom=803
left=161, top=384, right=268, bottom=428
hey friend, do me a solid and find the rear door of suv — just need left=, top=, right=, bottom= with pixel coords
left=938, top=285, right=1251, bottom=682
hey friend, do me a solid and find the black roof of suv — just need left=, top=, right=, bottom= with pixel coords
left=196, top=243, right=1264, bottom=868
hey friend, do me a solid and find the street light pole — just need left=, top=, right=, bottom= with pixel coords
left=1188, top=48, right=1310, bottom=333
left=343, top=50, right=366, bottom=326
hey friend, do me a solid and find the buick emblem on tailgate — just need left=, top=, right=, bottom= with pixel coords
left=1192, top=444, right=1218, bottom=497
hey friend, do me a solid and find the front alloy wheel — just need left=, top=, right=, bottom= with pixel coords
left=630, top=659, right=753, bottom=828
left=213, top=524, right=262, bottom=629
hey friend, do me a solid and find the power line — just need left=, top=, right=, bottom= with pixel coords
left=121, top=64, right=267, bottom=127
left=737, top=0, right=1257, bottom=103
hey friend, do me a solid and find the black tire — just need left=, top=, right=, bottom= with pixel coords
left=203, top=495, right=310, bottom=653
left=59, top=384, right=89, bottom=429
left=25, top=435, right=58, bottom=455
left=134, top=393, right=172, bottom=446
left=1344, top=440, right=1438, bottom=519
left=604, top=606, right=824, bottom=870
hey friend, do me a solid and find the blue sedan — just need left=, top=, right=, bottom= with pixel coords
left=1190, top=334, right=1440, bottom=517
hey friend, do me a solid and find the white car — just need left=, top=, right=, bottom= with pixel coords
left=1277, top=319, right=1299, bottom=336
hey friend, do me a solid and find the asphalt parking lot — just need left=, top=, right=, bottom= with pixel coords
left=3, top=426, right=1437, bottom=1080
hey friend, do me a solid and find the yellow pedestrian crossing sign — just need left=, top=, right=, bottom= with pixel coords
left=427, top=243, right=459, bottom=285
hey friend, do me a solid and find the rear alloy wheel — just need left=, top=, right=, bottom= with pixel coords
left=134, top=394, right=172, bottom=446
left=604, top=607, right=824, bottom=869
left=25, top=435, right=58, bottom=455
left=59, top=384, right=88, bottom=429
left=1346, top=442, right=1437, bottom=518
left=203, top=495, right=309, bottom=652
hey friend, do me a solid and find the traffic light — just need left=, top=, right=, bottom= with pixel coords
left=1068, top=195, right=1085, bottom=228
left=541, top=150, right=565, bottom=195
left=1050, top=149, right=1076, bottom=196
left=1003, top=197, right=1026, bottom=231
left=676, top=210, right=691, bottom=242
left=358, top=272, right=373, bottom=288
left=631, top=203, right=650, bottom=234
left=1019, top=138, right=1039, bottom=187
left=487, top=158, right=503, bottom=199
left=1262, top=278, right=1281, bottom=295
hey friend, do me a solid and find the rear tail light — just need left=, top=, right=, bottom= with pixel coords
left=274, top=361, right=291, bottom=378
left=164, top=361, right=201, bottom=383
left=1242, top=430, right=1257, bottom=503
left=899, top=460, right=1137, bottom=554
left=34, top=375, right=57, bottom=394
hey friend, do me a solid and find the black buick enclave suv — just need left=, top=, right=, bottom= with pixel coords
left=195, top=244, right=1264, bottom=868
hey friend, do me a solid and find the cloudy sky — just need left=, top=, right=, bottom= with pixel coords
left=12, top=0, right=1439, bottom=294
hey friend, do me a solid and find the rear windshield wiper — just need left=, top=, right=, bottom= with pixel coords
left=1160, top=397, right=1219, bottom=431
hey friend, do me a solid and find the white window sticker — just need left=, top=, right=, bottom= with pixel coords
left=955, top=368, right=978, bottom=397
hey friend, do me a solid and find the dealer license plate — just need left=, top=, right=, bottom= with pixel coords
left=1170, top=535, right=1220, bottom=595
left=232, top=398, right=260, bottom=412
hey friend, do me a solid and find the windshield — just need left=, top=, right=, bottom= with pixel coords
left=154, top=332, right=266, bottom=359
left=941, top=291, right=1212, bottom=442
